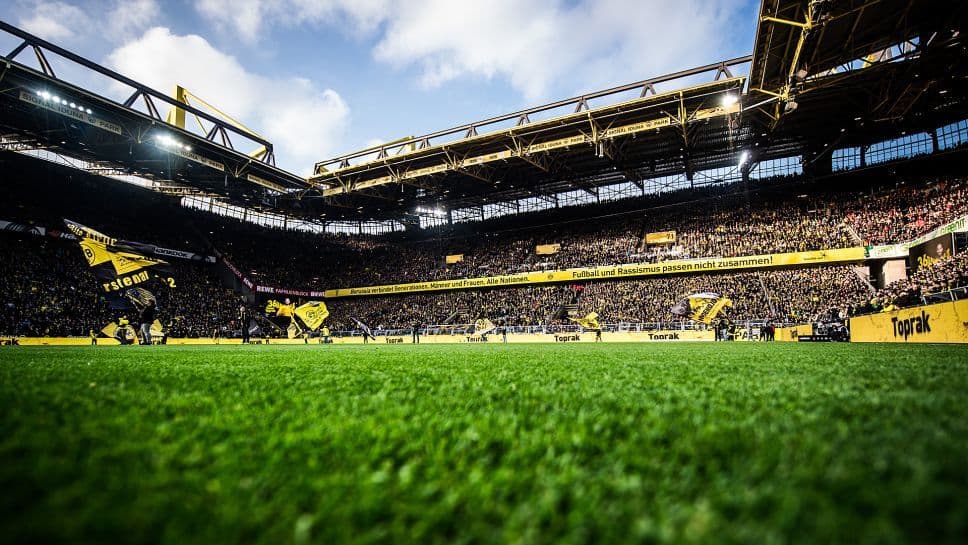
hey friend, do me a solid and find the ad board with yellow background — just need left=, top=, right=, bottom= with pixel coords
left=849, top=299, right=968, bottom=344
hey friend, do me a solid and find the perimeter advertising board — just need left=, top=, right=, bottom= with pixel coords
left=849, top=299, right=968, bottom=343
left=8, top=330, right=716, bottom=346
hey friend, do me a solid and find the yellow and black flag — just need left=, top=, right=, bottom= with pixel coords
left=64, top=220, right=176, bottom=309
left=671, top=292, right=732, bottom=324
left=294, top=301, right=329, bottom=331
left=473, top=318, right=496, bottom=336
left=569, top=311, right=601, bottom=330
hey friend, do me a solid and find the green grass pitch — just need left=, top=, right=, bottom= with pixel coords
left=1, top=343, right=966, bottom=545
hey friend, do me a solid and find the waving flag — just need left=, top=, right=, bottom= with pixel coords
left=351, top=317, right=375, bottom=340
left=294, top=301, right=329, bottom=331
left=473, top=318, right=497, bottom=336
left=569, top=311, right=601, bottom=330
left=672, top=292, right=732, bottom=324
left=64, top=219, right=175, bottom=310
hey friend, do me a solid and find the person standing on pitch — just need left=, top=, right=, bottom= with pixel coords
left=412, top=322, right=421, bottom=344
left=139, top=300, right=156, bottom=346
left=238, top=304, right=250, bottom=344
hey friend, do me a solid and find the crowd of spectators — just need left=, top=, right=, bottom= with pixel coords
left=322, top=265, right=872, bottom=330
left=849, top=252, right=968, bottom=314
left=203, top=176, right=968, bottom=291
left=843, top=178, right=968, bottom=245
left=0, top=234, right=239, bottom=337
left=0, top=235, right=111, bottom=336
left=6, top=152, right=967, bottom=295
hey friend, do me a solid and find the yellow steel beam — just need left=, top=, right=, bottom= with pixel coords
left=164, top=85, right=187, bottom=129
left=748, top=87, right=787, bottom=99
left=760, top=15, right=810, bottom=29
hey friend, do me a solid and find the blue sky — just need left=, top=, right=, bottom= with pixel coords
left=0, top=0, right=759, bottom=174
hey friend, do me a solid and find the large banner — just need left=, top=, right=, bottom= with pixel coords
left=535, top=244, right=561, bottom=255
left=849, top=299, right=968, bottom=343
left=64, top=220, right=177, bottom=309
left=1, top=218, right=215, bottom=262
left=671, top=292, right=732, bottom=324
left=645, top=231, right=677, bottom=244
left=256, top=285, right=325, bottom=298
left=908, top=234, right=954, bottom=273
left=325, top=247, right=868, bottom=298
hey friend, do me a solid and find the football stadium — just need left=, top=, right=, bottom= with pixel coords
left=1, top=1, right=967, bottom=543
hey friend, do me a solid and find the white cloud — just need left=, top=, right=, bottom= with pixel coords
left=17, top=0, right=160, bottom=44
left=371, top=0, right=567, bottom=100
left=194, top=0, right=391, bottom=43
left=192, top=0, right=747, bottom=101
left=373, top=0, right=744, bottom=100
left=107, top=0, right=161, bottom=42
left=194, top=0, right=265, bottom=43
left=105, top=27, right=349, bottom=174
left=18, top=1, right=89, bottom=41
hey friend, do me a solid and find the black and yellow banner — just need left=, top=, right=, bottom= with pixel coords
left=446, top=254, right=464, bottom=264
left=645, top=231, right=677, bottom=244
left=536, top=244, right=561, bottom=255
left=569, top=312, right=601, bottom=330
left=266, top=299, right=329, bottom=331
left=325, top=247, right=867, bottom=298
left=908, top=234, right=954, bottom=273
left=672, top=293, right=732, bottom=324
left=293, top=302, right=329, bottom=331
left=265, top=299, right=295, bottom=317
left=65, top=220, right=175, bottom=307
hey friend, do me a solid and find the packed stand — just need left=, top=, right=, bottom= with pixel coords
left=5, top=151, right=967, bottom=294
left=850, top=252, right=968, bottom=315
left=0, top=234, right=239, bottom=337
left=843, top=178, right=968, bottom=245
left=206, top=176, right=967, bottom=290
left=324, top=266, right=870, bottom=331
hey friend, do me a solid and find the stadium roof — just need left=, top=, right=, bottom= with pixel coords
left=308, top=0, right=968, bottom=222
left=1, top=1, right=966, bottom=224
left=0, top=21, right=311, bottom=205
left=746, top=0, right=967, bottom=151
left=310, top=59, right=750, bottom=211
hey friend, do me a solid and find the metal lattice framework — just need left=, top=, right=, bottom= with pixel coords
left=308, top=58, right=752, bottom=216
left=0, top=20, right=310, bottom=206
